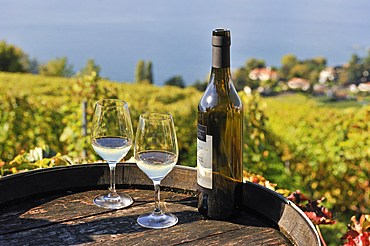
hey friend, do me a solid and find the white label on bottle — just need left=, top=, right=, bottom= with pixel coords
left=197, top=124, right=212, bottom=189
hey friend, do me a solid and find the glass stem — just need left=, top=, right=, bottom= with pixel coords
left=153, top=180, right=162, bottom=214
left=109, top=164, right=117, bottom=195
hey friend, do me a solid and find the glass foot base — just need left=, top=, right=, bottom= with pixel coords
left=137, top=212, right=178, bottom=229
left=93, top=193, right=133, bottom=209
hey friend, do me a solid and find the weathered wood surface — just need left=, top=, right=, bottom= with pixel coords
left=0, top=189, right=292, bottom=245
left=0, top=163, right=320, bottom=245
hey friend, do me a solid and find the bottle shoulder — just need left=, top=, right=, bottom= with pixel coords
left=199, top=78, right=243, bottom=112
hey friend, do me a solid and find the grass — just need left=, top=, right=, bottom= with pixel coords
left=311, top=95, right=370, bottom=109
left=269, top=92, right=370, bottom=109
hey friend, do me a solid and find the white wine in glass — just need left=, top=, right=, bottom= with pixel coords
left=91, top=99, right=134, bottom=209
left=134, top=112, right=179, bottom=229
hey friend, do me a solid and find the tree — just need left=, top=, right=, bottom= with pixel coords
left=281, top=54, right=298, bottom=67
left=303, top=57, right=326, bottom=72
left=135, top=59, right=153, bottom=84
left=309, top=70, right=320, bottom=84
left=231, top=58, right=265, bottom=91
left=245, top=58, right=265, bottom=71
left=165, top=75, right=185, bottom=88
left=279, top=55, right=326, bottom=82
left=346, top=54, right=363, bottom=83
left=39, top=56, right=74, bottom=77
left=192, top=79, right=208, bottom=92
left=135, top=60, right=145, bottom=83
left=312, top=57, right=326, bottom=67
left=145, top=60, right=153, bottom=84
left=289, top=64, right=310, bottom=80
left=233, top=67, right=259, bottom=90
left=233, top=68, right=247, bottom=91
left=80, top=59, right=101, bottom=77
left=28, top=58, right=39, bottom=74
left=337, top=68, right=349, bottom=85
left=363, top=51, right=370, bottom=68
left=0, top=40, right=30, bottom=73
left=362, top=51, right=370, bottom=82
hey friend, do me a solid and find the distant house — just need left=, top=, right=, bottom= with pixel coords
left=313, top=84, right=327, bottom=94
left=287, top=77, right=310, bottom=91
left=358, top=82, right=370, bottom=92
left=319, top=67, right=336, bottom=83
left=249, top=67, right=280, bottom=81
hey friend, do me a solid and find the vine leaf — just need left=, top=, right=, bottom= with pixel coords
left=287, top=190, right=336, bottom=225
left=341, top=215, right=370, bottom=245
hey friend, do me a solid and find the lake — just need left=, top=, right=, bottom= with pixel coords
left=1, top=0, right=370, bottom=86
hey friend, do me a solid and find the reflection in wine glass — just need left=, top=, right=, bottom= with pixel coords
left=90, top=99, right=134, bottom=209
left=134, top=112, right=179, bottom=229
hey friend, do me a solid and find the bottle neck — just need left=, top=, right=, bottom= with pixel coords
left=211, top=44, right=231, bottom=88
left=211, top=67, right=231, bottom=80
left=212, top=45, right=230, bottom=69
left=210, top=29, right=233, bottom=90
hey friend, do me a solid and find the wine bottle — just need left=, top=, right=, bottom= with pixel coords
left=197, top=29, right=244, bottom=219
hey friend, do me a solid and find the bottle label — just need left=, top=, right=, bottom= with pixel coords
left=197, top=123, right=212, bottom=189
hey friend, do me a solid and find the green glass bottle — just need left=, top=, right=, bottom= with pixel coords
left=197, top=29, right=244, bottom=219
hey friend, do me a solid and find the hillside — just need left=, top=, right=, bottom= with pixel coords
left=0, top=72, right=201, bottom=164
left=2, top=72, right=370, bottom=244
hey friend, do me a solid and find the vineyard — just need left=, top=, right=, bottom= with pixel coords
left=1, top=71, right=370, bottom=244
left=264, top=94, right=370, bottom=212
left=0, top=72, right=200, bottom=165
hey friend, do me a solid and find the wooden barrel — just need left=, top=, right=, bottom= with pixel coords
left=0, top=163, right=320, bottom=245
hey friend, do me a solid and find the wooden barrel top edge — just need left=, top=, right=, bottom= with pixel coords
left=0, top=163, right=320, bottom=245
left=286, top=202, right=321, bottom=245
left=243, top=181, right=320, bottom=246
left=0, top=163, right=197, bottom=207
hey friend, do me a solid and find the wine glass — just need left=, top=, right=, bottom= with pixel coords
left=90, top=99, right=134, bottom=209
left=134, top=112, right=179, bottom=229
